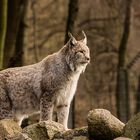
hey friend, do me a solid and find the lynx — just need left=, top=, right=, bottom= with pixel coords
left=0, top=32, right=90, bottom=129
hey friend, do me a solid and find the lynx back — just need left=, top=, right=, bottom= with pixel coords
left=0, top=31, right=90, bottom=130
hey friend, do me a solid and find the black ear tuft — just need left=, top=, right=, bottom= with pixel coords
left=68, top=32, right=77, bottom=46
left=81, top=30, right=87, bottom=44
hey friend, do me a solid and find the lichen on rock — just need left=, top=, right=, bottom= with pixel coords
left=53, top=126, right=88, bottom=140
left=87, top=109, right=125, bottom=140
left=123, top=112, right=140, bottom=140
left=1, top=109, right=129, bottom=140
left=23, top=120, right=65, bottom=140
left=0, top=119, right=22, bottom=140
left=114, top=137, right=133, bottom=140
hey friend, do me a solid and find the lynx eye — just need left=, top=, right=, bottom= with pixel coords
left=79, top=50, right=84, bottom=53
left=76, top=50, right=84, bottom=56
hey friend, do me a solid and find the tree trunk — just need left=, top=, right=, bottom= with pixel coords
left=0, top=0, right=8, bottom=69
left=116, top=68, right=129, bottom=122
left=116, top=0, right=132, bottom=122
left=8, top=19, right=24, bottom=67
left=64, top=0, right=79, bottom=128
left=136, top=75, right=140, bottom=113
left=3, top=0, right=23, bottom=68
left=64, top=0, right=79, bottom=44
left=7, top=0, right=25, bottom=67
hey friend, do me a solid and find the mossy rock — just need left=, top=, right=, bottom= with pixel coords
left=114, top=137, right=133, bottom=140
left=87, top=109, right=125, bottom=140
left=6, top=132, right=32, bottom=140
left=123, top=112, right=140, bottom=140
left=23, top=120, right=65, bottom=140
left=53, top=126, right=88, bottom=139
left=0, top=119, right=22, bottom=140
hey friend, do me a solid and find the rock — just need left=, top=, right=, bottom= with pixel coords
left=12, top=120, right=65, bottom=140
left=114, top=137, right=133, bottom=140
left=0, top=119, right=22, bottom=140
left=21, top=112, right=57, bottom=128
left=8, top=120, right=65, bottom=140
left=123, top=112, right=140, bottom=140
left=87, top=109, right=125, bottom=140
left=53, top=136, right=88, bottom=140
left=72, top=136, right=88, bottom=140
left=53, top=126, right=88, bottom=140
left=6, top=132, right=32, bottom=140
left=9, top=125, right=89, bottom=140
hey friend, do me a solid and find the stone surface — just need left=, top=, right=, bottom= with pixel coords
left=53, top=126, right=88, bottom=140
left=8, top=120, right=65, bottom=140
left=123, top=112, right=140, bottom=140
left=72, top=136, right=88, bottom=140
left=24, top=120, right=65, bottom=140
left=0, top=119, right=22, bottom=140
left=87, top=109, right=125, bottom=140
left=7, top=132, right=31, bottom=140
left=114, top=137, right=133, bottom=140
left=2, top=109, right=132, bottom=140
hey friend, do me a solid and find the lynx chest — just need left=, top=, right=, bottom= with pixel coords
left=56, top=73, right=80, bottom=106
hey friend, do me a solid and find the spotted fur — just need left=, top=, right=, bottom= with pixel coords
left=0, top=33, right=90, bottom=129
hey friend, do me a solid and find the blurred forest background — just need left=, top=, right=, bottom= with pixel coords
left=0, top=0, right=140, bottom=128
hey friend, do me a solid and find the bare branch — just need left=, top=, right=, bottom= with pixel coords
left=78, top=16, right=118, bottom=27
left=127, top=51, right=140, bottom=69
left=38, top=29, right=64, bottom=48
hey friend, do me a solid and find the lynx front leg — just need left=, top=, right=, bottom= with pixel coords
left=40, top=92, right=55, bottom=121
left=57, top=104, right=70, bottom=130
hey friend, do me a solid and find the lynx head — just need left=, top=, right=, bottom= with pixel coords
left=65, top=31, right=90, bottom=72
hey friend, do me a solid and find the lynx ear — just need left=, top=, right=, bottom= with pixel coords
left=81, top=30, right=87, bottom=44
left=68, top=32, right=77, bottom=46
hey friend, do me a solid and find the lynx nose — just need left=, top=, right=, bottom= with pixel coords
left=85, top=56, right=90, bottom=63
left=86, top=57, right=90, bottom=61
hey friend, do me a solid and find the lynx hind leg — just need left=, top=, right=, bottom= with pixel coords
left=0, top=88, right=13, bottom=120
left=40, top=92, right=54, bottom=121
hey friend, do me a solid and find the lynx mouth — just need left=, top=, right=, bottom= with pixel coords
left=80, top=60, right=90, bottom=64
